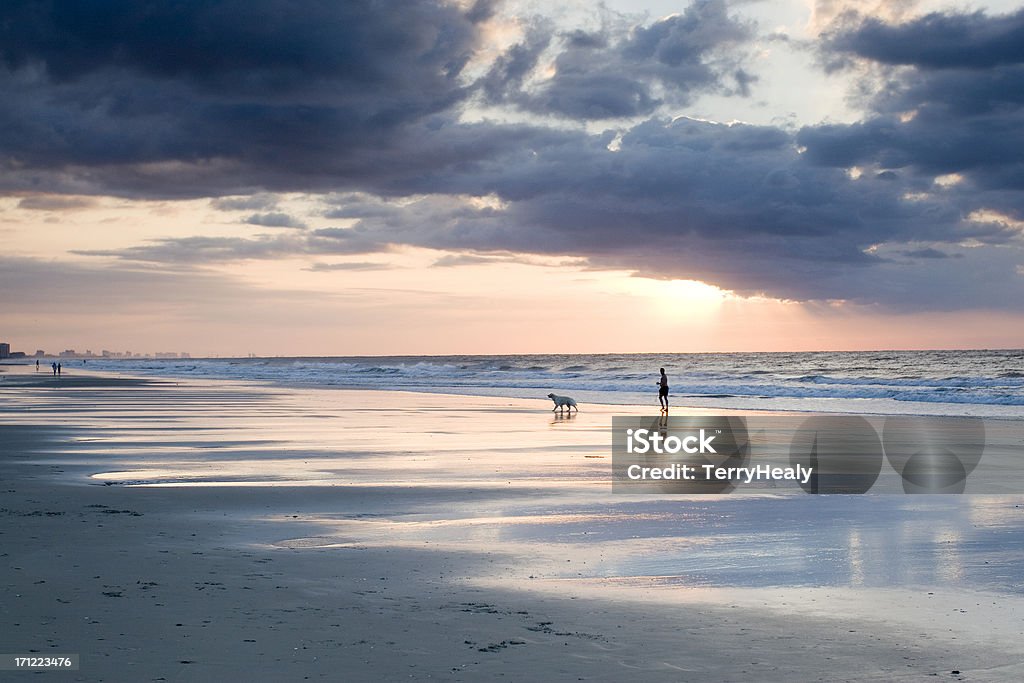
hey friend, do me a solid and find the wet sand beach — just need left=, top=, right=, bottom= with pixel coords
left=1, top=365, right=1023, bottom=681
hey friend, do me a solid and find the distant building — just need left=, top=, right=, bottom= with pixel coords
left=60, top=350, right=76, bottom=357
left=0, top=343, right=9, bottom=359
left=35, top=350, right=45, bottom=357
left=181, top=352, right=191, bottom=359
left=9, top=351, right=26, bottom=359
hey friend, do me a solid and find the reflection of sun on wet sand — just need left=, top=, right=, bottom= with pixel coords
left=1, top=364, right=1023, bottom=680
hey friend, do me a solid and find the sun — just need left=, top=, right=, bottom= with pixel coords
left=612, top=276, right=730, bottom=314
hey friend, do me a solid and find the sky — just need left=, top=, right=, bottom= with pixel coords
left=2, top=0, right=1024, bottom=356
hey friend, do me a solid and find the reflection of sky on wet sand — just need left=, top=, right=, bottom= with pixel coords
left=297, top=497, right=1023, bottom=593
left=4, top=372, right=1022, bottom=595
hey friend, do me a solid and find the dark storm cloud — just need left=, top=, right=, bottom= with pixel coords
left=823, top=8, right=1024, bottom=70
left=4, top=0, right=1024, bottom=310
left=0, top=0, right=483, bottom=91
left=796, top=64, right=1024, bottom=210
left=481, top=0, right=754, bottom=119
left=86, top=111, right=1024, bottom=308
left=804, top=5, right=1024, bottom=227
left=0, top=0, right=484, bottom=195
left=0, top=0, right=757, bottom=198
left=315, top=116, right=1014, bottom=308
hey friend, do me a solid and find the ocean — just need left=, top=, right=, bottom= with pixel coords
left=76, top=349, right=1024, bottom=418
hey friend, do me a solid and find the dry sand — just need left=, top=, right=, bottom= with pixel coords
left=1, top=364, right=1023, bottom=681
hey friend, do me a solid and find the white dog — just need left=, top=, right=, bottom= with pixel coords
left=547, top=393, right=579, bottom=412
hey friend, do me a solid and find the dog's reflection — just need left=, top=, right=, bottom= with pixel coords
left=551, top=411, right=577, bottom=424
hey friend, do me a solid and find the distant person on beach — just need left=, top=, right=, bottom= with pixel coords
left=36, top=359, right=39, bottom=371
left=57, top=362, right=61, bottom=376
left=51, top=362, right=57, bottom=376
left=657, top=367, right=669, bottom=411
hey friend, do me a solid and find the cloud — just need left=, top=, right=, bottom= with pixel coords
left=0, top=0, right=485, bottom=91
left=900, top=247, right=962, bottom=260
left=429, top=252, right=577, bottom=268
left=79, top=111, right=1024, bottom=308
left=305, top=261, right=395, bottom=272
left=823, top=8, right=1024, bottom=70
left=17, top=195, right=95, bottom=210
left=804, top=6, right=1024, bottom=226
left=211, top=194, right=279, bottom=211
left=74, top=229, right=385, bottom=264
left=431, top=254, right=508, bottom=267
left=244, top=212, right=306, bottom=229
left=481, top=1, right=755, bottom=119
left=809, top=1, right=920, bottom=36
left=0, top=0, right=485, bottom=197
left=0, top=0, right=764, bottom=200
left=4, top=0, right=1024, bottom=312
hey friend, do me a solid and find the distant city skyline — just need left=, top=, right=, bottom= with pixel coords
left=2, top=0, right=1023, bottom=355
left=0, top=340, right=191, bottom=359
